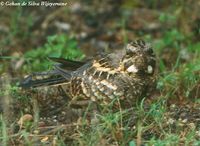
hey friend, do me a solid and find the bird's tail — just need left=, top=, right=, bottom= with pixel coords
left=20, top=70, right=70, bottom=89
left=20, top=57, right=85, bottom=89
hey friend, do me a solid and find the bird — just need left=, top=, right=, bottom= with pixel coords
left=20, top=39, right=156, bottom=109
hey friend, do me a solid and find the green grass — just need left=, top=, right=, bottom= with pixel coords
left=0, top=116, right=8, bottom=146
left=23, top=34, right=85, bottom=72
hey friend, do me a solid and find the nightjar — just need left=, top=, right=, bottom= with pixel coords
left=20, top=40, right=156, bottom=108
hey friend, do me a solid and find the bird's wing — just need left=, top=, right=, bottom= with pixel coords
left=48, top=57, right=86, bottom=71
left=20, top=51, right=124, bottom=89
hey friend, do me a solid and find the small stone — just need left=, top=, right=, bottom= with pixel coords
left=196, top=130, right=200, bottom=137
left=41, top=136, right=49, bottom=143
left=33, top=130, right=40, bottom=134
left=170, top=104, right=176, bottom=109
left=61, top=111, right=66, bottom=115
left=182, top=119, right=188, bottom=123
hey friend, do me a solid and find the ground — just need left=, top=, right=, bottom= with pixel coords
left=0, top=1, right=200, bottom=145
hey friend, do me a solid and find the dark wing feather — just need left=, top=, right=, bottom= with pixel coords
left=48, top=57, right=85, bottom=71
left=20, top=57, right=87, bottom=89
left=19, top=69, right=70, bottom=88
left=20, top=75, right=68, bottom=88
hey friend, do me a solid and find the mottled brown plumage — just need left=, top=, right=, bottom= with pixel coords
left=21, top=40, right=156, bottom=108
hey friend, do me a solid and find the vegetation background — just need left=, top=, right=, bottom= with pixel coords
left=0, top=0, right=199, bottom=145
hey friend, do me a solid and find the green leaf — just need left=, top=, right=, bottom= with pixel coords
left=129, top=140, right=136, bottom=146
left=23, top=34, right=83, bottom=71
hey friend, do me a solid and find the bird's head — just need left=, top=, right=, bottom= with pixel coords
left=121, top=40, right=156, bottom=77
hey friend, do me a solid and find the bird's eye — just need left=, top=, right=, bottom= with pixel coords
left=147, top=65, right=153, bottom=74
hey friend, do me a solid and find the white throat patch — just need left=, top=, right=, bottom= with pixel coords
left=127, top=65, right=138, bottom=73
